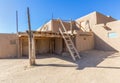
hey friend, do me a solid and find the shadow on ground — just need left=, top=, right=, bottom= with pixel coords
left=76, top=50, right=120, bottom=70
left=3, top=50, right=120, bottom=70
left=34, top=64, right=76, bottom=67
left=34, top=50, right=120, bottom=70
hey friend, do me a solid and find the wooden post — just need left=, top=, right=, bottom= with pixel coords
left=70, top=20, right=73, bottom=34
left=32, top=35, right=36, bottom=62
left=27, top=7, right=36, bottom=65
left=20, top=38, right=22, bottom=57
left=16, top=11, right=20, bottom=58
left=49, top=38, right=52, bottom=54
left=16, top=11, right=18, bottom=33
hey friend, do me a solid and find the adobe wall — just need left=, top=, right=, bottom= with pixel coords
left=35, top=38, right=63, bottom=55
left=37, top=19, right=71, bottom=32
left=37, top=20, right=52, bottom=31
left=92, top=21, right=120, bottom=51
left=55, top=38, right=63, bottom=54
left=36, top=38, right=50, bottom=54
left=52, top=19, right=71, bottom=32
left=76, top=12, right=97, bottom=28
left=76, top=12, right=116, bottom=31
left=96, top=12, right=116, bottom=24
left=22, top=38, right=28, bottom=56
left=76, top=32, right=94, bottom=52
left=0, top=34, right=18, bottom=58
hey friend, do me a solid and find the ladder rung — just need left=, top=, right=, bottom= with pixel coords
left=70, top=47, right=75, bottom=49
left=74, top=55, right=78, bottom=58
left=65, top=37, right=69, bottom=39
left=70, top=47, right=74, bottom=49
left=68, top=44, right=73, bottom=46
left=66, top=40, right=71, bottom=41
left=59, top=20, right=81, bottom=61
left=67, top=41, right=72, bottom=44
left=72, top=51, right=76, bottom=54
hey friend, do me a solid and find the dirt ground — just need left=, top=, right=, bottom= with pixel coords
left=0, top=50, right=120, bottom=83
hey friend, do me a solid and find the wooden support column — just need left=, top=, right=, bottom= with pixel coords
left=20, top=38, right=23, bottom=57
left=70, top=20, right=73, bottom=34
left=17, top=37, right=20, bottom=58
left=49, top=38, right=52, bottom=54
left=32, top=35, right=36, bottom=62
left=27, top=7, right=36, bottom=65
left=16, top=11, right=20, bottom=58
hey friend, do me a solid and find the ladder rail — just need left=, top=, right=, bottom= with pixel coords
left=75, top=21, right=87, bottom=32
left=58, top=19, right=81, bottom=61
left=59, top=28, right=76, bottom=61
left=59, top=19, right=80, bottom=56
left=59, top=19, right=67, bottom=32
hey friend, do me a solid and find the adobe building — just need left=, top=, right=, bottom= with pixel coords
left=0, top=11, right=120, bottom=60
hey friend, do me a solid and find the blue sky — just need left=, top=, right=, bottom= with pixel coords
left=0, top=0, right=120, bottom=33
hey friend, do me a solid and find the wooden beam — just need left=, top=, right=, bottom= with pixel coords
left=70, top=20, right=73, bottom=34
left=16, top=11, right=19, bottom=33
left=27, top=7, right=36, bottom=65
left=16, top=11, right=20, bottom=58
left=20, top=38, right=22, bottom=57
left=32, top=35, right=36, bottom=62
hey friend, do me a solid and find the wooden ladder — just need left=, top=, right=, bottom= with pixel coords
left=58, top=19, right=81, bottom=61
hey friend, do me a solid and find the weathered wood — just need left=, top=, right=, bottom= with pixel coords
left=27, top=7, right=36, bottom=65
left=49, top=38, right=52, bottom=54
left=16, top=11, right=20, bottom=58
left=31, top=35, right=36, bottom=64
left=70, top=20, right=73, bottom=34
left=20, top=38, right=22, bottom=57
left=16, top=11, right=19, bottom=33
left=59, top=19, right=81, bottom=61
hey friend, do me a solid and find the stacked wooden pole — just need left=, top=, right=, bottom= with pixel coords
left=27, top=7, right=36, bottom=65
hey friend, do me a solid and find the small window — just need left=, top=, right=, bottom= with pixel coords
left=108, top=32, right=118, bottom=38
left=83, top=37, right=86, bottom=40
left=10, top=40, right=16, bottom=45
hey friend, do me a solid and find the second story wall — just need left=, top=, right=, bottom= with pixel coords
left=92, top=21, right=120, bottom=51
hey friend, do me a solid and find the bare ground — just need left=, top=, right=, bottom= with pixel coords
left=0, top=50, right=120, bottom=83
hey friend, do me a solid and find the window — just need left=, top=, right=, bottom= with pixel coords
left=108, top=32, right=118, bottom=38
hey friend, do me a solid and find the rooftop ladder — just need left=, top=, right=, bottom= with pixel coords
left=58, top=19, right=81, bottom=61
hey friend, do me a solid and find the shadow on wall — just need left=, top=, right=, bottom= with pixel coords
left=94, top=33, right=118, bottom=51
left=103, top=25, right=111, bottom=31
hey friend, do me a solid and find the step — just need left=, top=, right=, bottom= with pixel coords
left=69, top=47, right=74, bottom=49
left=66, top=39, right=70, bottom=41
left=65, top=38, right=70, bottom=40
left=68, top=44, right=74, bottom=46
left=67, top=42, right=72, bottom=44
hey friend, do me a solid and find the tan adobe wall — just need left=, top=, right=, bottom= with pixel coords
left=76, top=32, right=94, bottom=52
left=22, top=38, right=28, bottom=56
left=37, top=20, right=52, bottom=31
left=76, top=12, right=116, bottom=31
left=21, top=38, right=63, bottom=55
left=52, top=19, right=71, bottom=32
left=76, top=12, right=97, bottom=29
left=37, top=19, right=71, bottom=32
left=20, top=38, right=50, bottom=56
left=96, top=12, right=116, bottom=24
left=54, top=38, right=63, bottom=54
left=36, top=38, right=50, bottom=54
left=92, top=21, right=120, bottom=51
left=0, top=34, right=18, bottom=58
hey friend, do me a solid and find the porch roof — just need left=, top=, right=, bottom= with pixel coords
left=18, top=31, right=62, bottom=39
